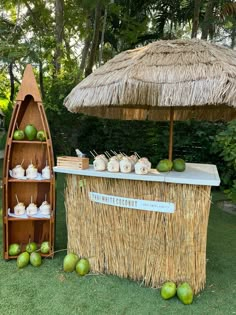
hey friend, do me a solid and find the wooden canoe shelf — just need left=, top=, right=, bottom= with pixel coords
left=2, top=64, right=55, bottom=260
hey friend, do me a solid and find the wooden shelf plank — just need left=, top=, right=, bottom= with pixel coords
left=6, top=216, right=52, bottom=221
left=8, top=178, right=52, bottom=183
left=12, top=140, right=47, bottom=144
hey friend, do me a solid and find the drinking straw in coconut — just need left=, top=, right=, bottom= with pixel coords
left=104, top=152, right=109, bottom=158
left=15, top=194, right=19, bottom=204
left=21, top=159, right=24, bottom=166
left=90, top=151, right=96, bottom=158
left=134, top=152, right=141, bottom=159
left=105, top=151, right=111, bottom=158
left=93, top=150, right=98, bottom=156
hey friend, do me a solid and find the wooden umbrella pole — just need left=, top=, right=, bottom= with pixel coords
left=168, top=107, right=174, bottom=161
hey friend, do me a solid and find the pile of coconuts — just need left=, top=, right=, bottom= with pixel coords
left=9, top=243, right=90, bottom=275
left=63, top=253, right=90, bottom=276
left=9, top=241, right=50, bottom=268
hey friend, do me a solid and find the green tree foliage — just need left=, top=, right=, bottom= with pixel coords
left=212, top=120, right=236, bottom=186
left=212, top=120, right=236, bottom=201
left=0, top=0, right=235, bottom=177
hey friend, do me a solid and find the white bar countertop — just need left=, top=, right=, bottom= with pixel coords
left=53, top=163, right=220, bottom=186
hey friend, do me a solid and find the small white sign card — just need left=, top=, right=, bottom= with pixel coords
left=89, top=192, right=175, bottom=213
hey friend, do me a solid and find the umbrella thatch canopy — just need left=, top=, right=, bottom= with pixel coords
left=64, top=39, right=236, bottom=122
left=64, top=39, right=236, bottom=159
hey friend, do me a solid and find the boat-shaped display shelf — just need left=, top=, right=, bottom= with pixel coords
left=2, top=64, right=55, bottom=259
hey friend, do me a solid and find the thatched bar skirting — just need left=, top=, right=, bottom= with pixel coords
left=64, top=174, right=211, bottom=294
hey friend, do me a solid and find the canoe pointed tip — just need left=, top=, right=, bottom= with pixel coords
left=16, top=64, right=42, bottom=102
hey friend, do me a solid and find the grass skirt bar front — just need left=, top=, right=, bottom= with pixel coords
left=64, top=173, right=212, bottom=293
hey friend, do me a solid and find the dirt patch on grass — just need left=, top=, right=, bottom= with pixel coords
left=217, top=200, right=236, bottom=215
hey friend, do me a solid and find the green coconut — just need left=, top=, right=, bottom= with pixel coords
left=173, top=159, right=186, bottom=172
left=30, top=252, right=42, bottom=267
left=9, top=243, right=21, bottom=256
left=26, top=242, right=38, bottom=253
left=177, top=282, right=193, bottom=305
left=161, top=281, right=177, bottom=300
left=17, top=252, right=30, bottom=268
left=157, top=159, right=173, bottom=172
left=40, top=241, right=50, bottom=254
left=63, top=253, right=79, bottom=272
left=75, top=258, right=90, bottom=276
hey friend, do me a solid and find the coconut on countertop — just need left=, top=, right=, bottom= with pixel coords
left=107, top=156, right=120, bottom=172
left=139, top=157, right=152, bottom=171
left=93, top=155, right=107, bottom=171
left=134, top=159, right=149, bottom=175
left=120, top=157, right=132, bottom=173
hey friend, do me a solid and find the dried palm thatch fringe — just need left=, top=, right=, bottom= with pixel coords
left=65, top=174, right=211, bottom=294
left=64, top=39, right=236, bottom=121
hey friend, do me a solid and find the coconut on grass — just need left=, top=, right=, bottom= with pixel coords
left=30, top=252, right=42, bottom=267
left=161, top=281, right=177, bottom=300
left=17, top=252, right=30, bottom=268
left=177, top=282, right=193, bottom=305
left=75, top=258, right=90, bottom=276
left=63, top=253, right=79, bottom=272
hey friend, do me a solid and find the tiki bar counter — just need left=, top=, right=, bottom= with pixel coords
left=58, top=39, right=236, bottom=294
left=53, top=163, right=220, bottom=293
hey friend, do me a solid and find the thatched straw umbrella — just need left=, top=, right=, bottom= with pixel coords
left=64, top=39, right=236, bottom=159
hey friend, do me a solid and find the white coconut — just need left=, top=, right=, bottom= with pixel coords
left=26, top=202, right=38, bottom=216
left=42, top=166, right=51, bottom=179
left=93, top=157, right=107, bottom=171
left=139, top=157, right=152, bottom=171
left=12, top=165, right=25, bottom=179
left=39, top=201, right=51, bottom=215
left=130, top=155, right=138, bottom=163
left=107, top=158, right=120, bottom=172
left=26, top=163, right=38, bottom=179
left=134, top=161, right=149, bottom=175
left=120, top=157, right=132, bottom=173
left=14, top=202, right=26, bottom=215
left=99, top=154, right=108, bottom=165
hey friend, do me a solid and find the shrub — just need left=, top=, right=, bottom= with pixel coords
left=212, top=120, right=236, bottom=202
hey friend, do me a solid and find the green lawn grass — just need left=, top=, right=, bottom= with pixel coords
left=0, top=164, right=236, bottom=314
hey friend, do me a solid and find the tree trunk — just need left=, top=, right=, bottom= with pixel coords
left=9, top=62, right=14, bottom=101
left=231, top=20, right=236, bottom=48
left=99, top=6, right=108, bottom=66
left=80, top=18, right=92, bottom=75
left=191, top=0, right=201, bottom=38
left=54, top=0, right=64, bottom=75
left=85, top=1, right=102, bottom=77
left=39, top=60, right=45, bottom=100
left=201, top=0, right=215, bottom=40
